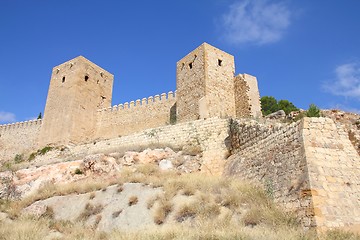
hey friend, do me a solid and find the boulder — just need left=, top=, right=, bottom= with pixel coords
left=266, top=110, right=286, bottom=120
left=80, top=154, right=120, bottom=174
left=159, top=159, right=173, bottom=170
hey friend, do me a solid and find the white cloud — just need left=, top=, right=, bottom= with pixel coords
left=220, top=0, right=291, bottom=45
left=0, top=111, right=16, bottom=124
left=323, top=62, right=360, bottom=99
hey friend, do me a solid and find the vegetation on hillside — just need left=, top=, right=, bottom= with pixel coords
left=261, top=96, right=298, bottom=115
left=0, top=163, right=358, bottom=239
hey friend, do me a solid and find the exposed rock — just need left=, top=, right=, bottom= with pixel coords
left=159, top=159, right=173, bottom=170
left=24, top=183, right=162, bottom=232
left=80, top=154, right=120, bottom=174
left=265, top=110, right=286, bottom=120
left=122, top=148, right=175, bottom=166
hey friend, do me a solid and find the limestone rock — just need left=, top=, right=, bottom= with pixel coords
left=266, top=110, right=286, bottom=120
left=122, top=148, right=175, bottom=166
left=80, top=154, right=120, bottom=174
left=159, top=159, right=173, bottom=170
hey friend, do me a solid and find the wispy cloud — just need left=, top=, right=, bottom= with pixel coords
left=220, top=0, right=291, bottom=45
left=0, top=111, right=16, bottom=124
left=323, top=62, right=360, bottom=99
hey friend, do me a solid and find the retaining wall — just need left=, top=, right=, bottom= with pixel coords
left=71, top=117, right=230, bottom=174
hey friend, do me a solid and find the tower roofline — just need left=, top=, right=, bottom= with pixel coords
left=52, top=55, right=114, bottom=77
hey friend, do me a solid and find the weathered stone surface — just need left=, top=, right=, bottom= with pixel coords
left=265, top=110, right=286, bottom=119
left=159, top=159, right=173, bottom=170
left=80, top=154, right=120, bottom=174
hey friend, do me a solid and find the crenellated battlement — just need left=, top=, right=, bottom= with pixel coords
left=97, top=91, right=176, bottom=113
left=0, top=119, right=42, bottom=132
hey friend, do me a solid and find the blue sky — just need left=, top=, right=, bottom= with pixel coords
left=1, top=0, right=359, bottom=124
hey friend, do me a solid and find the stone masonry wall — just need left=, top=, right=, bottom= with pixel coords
left=234, top=75, right=251, bottom=118
left=0, top=120, right=42, bottom=161
left=234, top=74, right=262, bottom=118
left=72, top=117, right=230, bottom=175
left=204, top=44, right=236, bottom=118
left=302, top=117, right=360, bottom=231
left=176, top=44, right=206, bottom=122
left=225, top=119, right=314, bottom=228
left=95, top=91, right=176, bottom=140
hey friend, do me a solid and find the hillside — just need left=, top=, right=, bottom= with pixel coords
left=1, top=114, right=360, bottom=240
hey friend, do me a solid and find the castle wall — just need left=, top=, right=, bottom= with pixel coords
left=302, top=118, right=360, bottom=230
left=225, top=119, right=314, bottom=228
left=72, top=117, right=230, bottom=174
left=95, top=91, right=177, bottom=140
left=225, top=117, right=360, bottom=231
left=234, top=74, right=262, bottom=118
left=0, top=120, right=42, bottom=161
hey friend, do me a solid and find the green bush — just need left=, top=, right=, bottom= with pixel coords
left=74, top=168, right=83, bottom=175
left=261, top=96, right=278, bottom=116
left=306, top=104, right=321, bottom=117
left=14, top=154, right=24, bottom=164
left=277, top=100, right=299, bottom=115
left=38, top=146, right=53, bottom=155
left=28, top=153, right=36, bottom=161
left=261, top=96, right=298, bottom=116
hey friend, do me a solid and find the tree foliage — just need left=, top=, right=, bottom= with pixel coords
left=261, top=96, right=298, bottom=116
left=278, top=100, right=299, bottom=115
left=260, top=96, right=278, bottom=116
left=306, top=104, right=321, bottom=117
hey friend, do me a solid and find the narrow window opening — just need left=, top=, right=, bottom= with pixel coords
left=100, top=72, right=104, bottom=77
left=97, top=80, right=99, bottom=84
left=189, top=62, right=193, bottom=69
left=85, top=75, right=89, bottom=82
left=62, top=76, right=65, bottom=83
left=56, top=69, right=60, bottom=74
left=181, top=63, right=185, bottom=70
left=218, top=59, right=223, bottom=66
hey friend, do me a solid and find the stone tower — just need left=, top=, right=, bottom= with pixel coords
left=38, top=56, right=114, bottom=146
left=176, top=43, right=237, bottom=122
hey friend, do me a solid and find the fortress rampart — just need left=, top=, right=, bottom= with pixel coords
left=0, top=119, right=42, bottom=161
left=95, top=91, right=176, bottom=139
left=1, top=43, right=358, bottom=232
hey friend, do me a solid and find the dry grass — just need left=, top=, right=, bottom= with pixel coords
left=128, top=196, right=138, bottom=206
left=2, top=162, right=360, bottom=239
left=1, top=178, right=117, bottom=219
left=77, top=203, right=104, bottom=222
left=153, top=196, right=173, bottom=225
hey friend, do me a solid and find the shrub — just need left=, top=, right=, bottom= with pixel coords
left=39, top=146, right=53, bottom=155
left=14, top=154, right=24, bottom=164
left=74, top=168, right=83, bottom=175
left=77, top=203, right=103, bottom=221
left=128, top=196, right=138, bottom=206
left=28, top=153, right=36, bottom=161
left=261, top=96, right=278, bottom=116
left=175, top=204, right=197, bottom=222
left=153, top=197, right=173, bottom=225
left=278, top=100, right=299, bottom=115
left=261, top=96, right=298, bottom=116
left=306, top=104, right=321, bottom=117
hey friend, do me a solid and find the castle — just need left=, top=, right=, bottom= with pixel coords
left=0, top=43, right=261, bottom=157
left=1, top=43, right=360, bottom=232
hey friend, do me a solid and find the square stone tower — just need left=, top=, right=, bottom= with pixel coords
left=176, top=43, right=236, bottom=122
left=38, top=56, right=114, bottom=146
